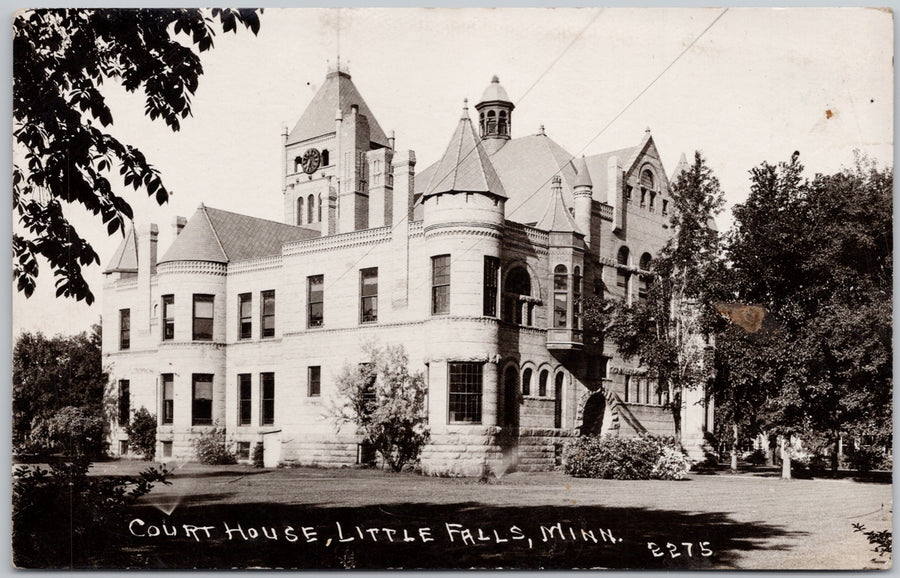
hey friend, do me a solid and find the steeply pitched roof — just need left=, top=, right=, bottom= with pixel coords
left=423, top=106, right=506, bottom=199
left=581, top=146, right=639, bottom=203
left=159, top=205, right=319, bottom=264
left=104, top=225, right=138, bottom=273
left=670, top=152, right=691, bottom=183
left=487, top=133, right=577, bottom=223
left=572, top=156, right=592, bottom=188
left=287, top=70, right=389, bottom=147
left=536, top=177, right=582, bottom=234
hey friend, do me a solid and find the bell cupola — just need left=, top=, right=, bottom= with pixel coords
left=475, top=75, right=515, bottom=156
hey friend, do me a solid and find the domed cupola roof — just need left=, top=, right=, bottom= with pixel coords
left=479, top=75, right=512, bottom=105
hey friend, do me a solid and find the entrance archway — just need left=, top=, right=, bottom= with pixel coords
left=581, top=393, right=606, bottom=436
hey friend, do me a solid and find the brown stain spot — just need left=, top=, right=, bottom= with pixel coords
left=825, top=109, right=835, bottom=119
left=715, top=303, right=767, bottom=333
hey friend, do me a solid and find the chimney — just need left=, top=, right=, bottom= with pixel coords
left=136, top=223, right=159, bottom=332
left=390, top=150, right=416, bottom=312
left=388, top=129, right=396, bottom=150
left=172, top=216, right=187, bottom=238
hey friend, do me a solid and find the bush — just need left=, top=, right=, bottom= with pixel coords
left=563, top=435, right=687, bottom=480
left=125, top=407, right=157, bottom=460
left=847, top=444, right=893, bottom=472
left=251, top=442, right=265, bottom=468
left=746, top=448, right=767, bottom=465
left=29, top=406, right=105, bottom=458
left=13, top=457, right=169, bottom=567
left=192, top=423, right=236, bottom=465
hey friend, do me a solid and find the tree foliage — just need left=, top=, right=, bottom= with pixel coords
left=125, top=407, right=157, bottom=460
left=721, top=152, right=892, bottom=475
left=13, top=324, right=106, bottom=452
left=332, top=343, right=430, bottom=472
left=582, top=151, right=725, bottom=438
left=13, top=8, right=262, bottom=303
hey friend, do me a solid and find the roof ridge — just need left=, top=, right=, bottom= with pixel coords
left=203, top=205, right=310, bottom=229
left=200, top=205, right=229, bottom=262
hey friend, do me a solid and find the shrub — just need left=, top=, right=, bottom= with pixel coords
left=29, top=406, right=105, bottom=458
left=13, top=457, right=169, bottom=567
left=852, top=523, right=892, bottom=558
left=192, top=423, right=236, bottom=465
left=847, top=444, right=892, bottom=472
left=251, top=442, right=265, bottom=468
left=125, top=407, right=157, bottom=460
left=563, top=434, right=687, bottom=480
left=746, top=448, right=767, bottom=465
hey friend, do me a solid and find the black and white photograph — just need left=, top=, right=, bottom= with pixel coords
left=11, top=7, right=893, bottom=569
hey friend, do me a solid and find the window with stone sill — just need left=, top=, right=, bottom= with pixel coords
left=448, top=362, right=482, bottom=424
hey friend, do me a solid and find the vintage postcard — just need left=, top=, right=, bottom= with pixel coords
left=11, top=7, right=893, bottom=569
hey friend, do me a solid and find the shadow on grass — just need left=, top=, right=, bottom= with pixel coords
left=84, top=500, right=806, bottom=569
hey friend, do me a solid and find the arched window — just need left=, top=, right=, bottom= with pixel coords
left=307, top=194, right=315, bottom=223
left=318, top=193, right=323, bottom=222
left=573, top=266, right=582, bottom=330
left=539, top=369, right=549, bottom=397
left=296, top=197, right=304, bottom=225
left=641, top=168, right=655, bottom=189
left=503, top=267, right=532, bottom=325
left=522, top=368, right=532, bottom=397
left=321, top=149, right=330, bottom=166
left=294, top=156, right=303, bottom=174
left=503, top=366, right=519, bottom=428
left=553, top=264, right=568, bottom=328
left=486, top=110, right=497, bottom=135
left=617, top=246, right=630, bottom=266
left=498, top=110, right=508, bottom=136
left=639, top=253, right=652, bottom=270
left=554, top=372, right=564, bottom=428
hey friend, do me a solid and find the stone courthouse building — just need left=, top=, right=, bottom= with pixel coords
left=102, top=65, right=713, bottom=474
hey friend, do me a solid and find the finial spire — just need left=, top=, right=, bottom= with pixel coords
left=461, top=98, right=469, bottom=118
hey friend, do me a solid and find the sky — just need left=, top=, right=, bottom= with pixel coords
left=11, top=7, right=894, bottom=338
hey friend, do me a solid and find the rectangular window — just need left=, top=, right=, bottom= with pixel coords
left=553, top=268, right=568, bottom=328
left=119, top=309, right=130, bottom=350
left=624, top=375, right=631, bottom=403
left=261, top=290, right=275, bottom=338
left=119, top=440, right=129, bottom=455
left=638, top=277, right=649, bottom=301
left=192, top=374, right=213, bottom=425
left=448, top=362, right=483, bottom=424
left=192, top=295, right=214, bottom=340
left=483, top=256, right=499, bottom=317
left=118, top=379, right=130, bottom=425
left=239, top=293, right=252, bottom=340
left=617, top=269, right=628, bottom=289
left=260, top=372, right=275, bottom=426
left=599, top=357, right=609, bottom=380
left=162, top=295, right=174, bottom=340
left=431, top=255, right=451, bottom=315
left=237, top=442, right=251, bottom=460
left=308, top=366, right=321, bottom=397
left=662, top=199, right=669, bottom=216
left=238, top=373, right=252, bottom=426
left=161, top=374, right=174, bottom=425
left=308, top=275, right=324, bottom=327
left=360, top=268, right=378, bottom=323
left=162, top=441, right=172, bottom=458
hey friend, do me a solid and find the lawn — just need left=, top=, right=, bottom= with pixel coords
left=24, top=461, right=895, bottom=569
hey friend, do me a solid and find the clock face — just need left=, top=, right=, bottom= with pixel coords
left=302, top=148, right=321, bottom=174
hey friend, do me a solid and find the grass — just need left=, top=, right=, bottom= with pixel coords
left=24, top=461, right=895, bottom=569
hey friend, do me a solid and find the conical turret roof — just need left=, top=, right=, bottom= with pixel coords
left=572, top=156, right=593, bottom=188
left=423, top=103, right=507, bottom=198
left=104, top=225, right=138, bottom=273
left=536, top=176, right=582, bottom=234
left=670, top=152, right=691, bottom=182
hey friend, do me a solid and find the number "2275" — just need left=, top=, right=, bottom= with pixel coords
left=647, top=541, right=713, bottom=558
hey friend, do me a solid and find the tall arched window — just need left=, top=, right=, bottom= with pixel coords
left=641, top=168, right=655, bottom=189
left=307, top=194, right=315, bottom=223
left=486, top=110, right=497, bottom=135
left=522, top=368, right=532, bottom=397
left=554, top=372, right=564, bottom=428
left=296, top=197, right=304, bottom=225
left=503, top=366, right=519, bottom=428
left=318, top=193, right=323, bottom=222
left=553, top=265, right=568, bottom=328
left=294, top=156, right=303, bottom=174
left=639, top=252, right=652, bottom=270
left=503, top=267, right=532, bottom=325
left=616, top=246, right=630, bottom=293
left=573, top=266, right=582, bottom=330
left=321, top=149, right=330, bottom=166
left=538, top=369, right=549, bottom=397
left=498, top=110, right=508, bottom=136
left=639, top=253, right=652, bottom=301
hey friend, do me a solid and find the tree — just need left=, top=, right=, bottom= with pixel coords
left=724, top=152, right=892, bottom=478
left=13, top=324, right=106, bottom=452
left=13, top=8, right=262, bottom=304
left=331, top=343, right=430, bottom=472
left=125, top=407, right=157, bottom=460
left=583, top=151, right=725, bottom=439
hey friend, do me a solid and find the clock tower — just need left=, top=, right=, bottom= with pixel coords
left=282, top=62, right=390, bottom=234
